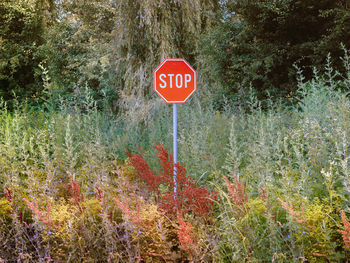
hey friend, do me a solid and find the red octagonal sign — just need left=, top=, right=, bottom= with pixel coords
left=154, top=58, right=197, bottom=103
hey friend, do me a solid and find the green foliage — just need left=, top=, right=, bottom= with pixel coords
left=26, top=0, right=220, bottom=115
left=294, top=197, right=344, bottom=262
left=0, top=0, right=46, bottom=103
left=0, top=0, right=348, bottom=112
left=38, top=0, right=119, bottom=111
left=216, top=166, right=346, bottom=262
left=0, top=60, right=350, bottom=261
left=200, top=0, right=350, bottom=107
left=0, top=198, right=11, bottom=216
left=112, top=0, right=219, bottom=119
left=3, top=0, right=350, bottom=261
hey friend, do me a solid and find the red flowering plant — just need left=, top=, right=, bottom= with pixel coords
left=126, top=143, right=217, bottom=218
left=223, top=174, right=248, bottom=219
left=338, top=210, right=350, bottom=249
left=174, top=212, right=196, bottom=253
left=23, top=198, right=60, bottom=231
left=4, top=187, right=14, bottom=214
left=67, top=172, right=84, bottom=213
left=94, top=186, right=113, bottom=221
left=126, top=143, right=217, bottom=254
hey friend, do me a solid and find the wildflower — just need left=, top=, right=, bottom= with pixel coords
left=94, top=187, right=103, bottom=201
left=174, top=214, right=195, bottom=253
left=114, top=198, right=143, bottom=225
left=278, top=198, right=307, bottom=225
left=223, top=174, right=248, bottom=218
left=24, top=198, right=60, bottom=231
left=338, top=210, right=350, bottom=249
left=23, top=221, right=30, bottom=228
left=127, top=143, right=217, bottom=217
left=321, top=169, right=331, bottom=179
left=4, top=187, right=13, bottom=202
left=288, top=234, right=291, bottom=238
left=67, top=172, right=84, bottom=212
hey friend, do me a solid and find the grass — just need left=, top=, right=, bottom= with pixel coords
left=1, top=55, right=350, bottom=262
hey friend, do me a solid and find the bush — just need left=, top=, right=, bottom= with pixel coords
left=0, top=0, right=46, bottom=104
left=199, top=0, right=350, bottom=107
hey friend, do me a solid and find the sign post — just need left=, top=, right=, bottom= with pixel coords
left=173, top=103, right=177, bottom=194
left=153, top=58, right=197, bottom=195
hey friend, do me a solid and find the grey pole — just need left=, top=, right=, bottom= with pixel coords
left=173, top=103, right=177, bottom=196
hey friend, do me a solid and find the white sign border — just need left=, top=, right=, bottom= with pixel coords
left=153, top=58, right=197, bottom=103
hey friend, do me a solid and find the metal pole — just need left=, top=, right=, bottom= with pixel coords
left=173, top=103, right=177, bottom=196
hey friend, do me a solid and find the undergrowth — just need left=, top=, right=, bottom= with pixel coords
left=1, top=54, right=350, bottom=261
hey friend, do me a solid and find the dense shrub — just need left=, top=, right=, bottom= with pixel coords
left=0, top=60, right=350, bottom=261
left=0, top=0, right=46, bottom=104
left=126, top=143, right=217, bottom=218
left=199, top=0, right=350, bottom=107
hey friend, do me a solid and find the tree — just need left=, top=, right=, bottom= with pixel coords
left=1, top=0, right=220, bottom=111
left=0, top=0, right=56, bottom=104
left=112, top=0, right=219, bottom=116
left=39, top=0, right=120, bottom=111
left=200, top=0, right=350, bottom=107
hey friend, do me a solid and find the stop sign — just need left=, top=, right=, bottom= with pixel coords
left=154, top=58, right=196, bottom=103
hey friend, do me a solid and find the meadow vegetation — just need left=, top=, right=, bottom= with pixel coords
left=1, top=0, right=350, bottom=261
left=0, top=53, right=350, bottom=262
